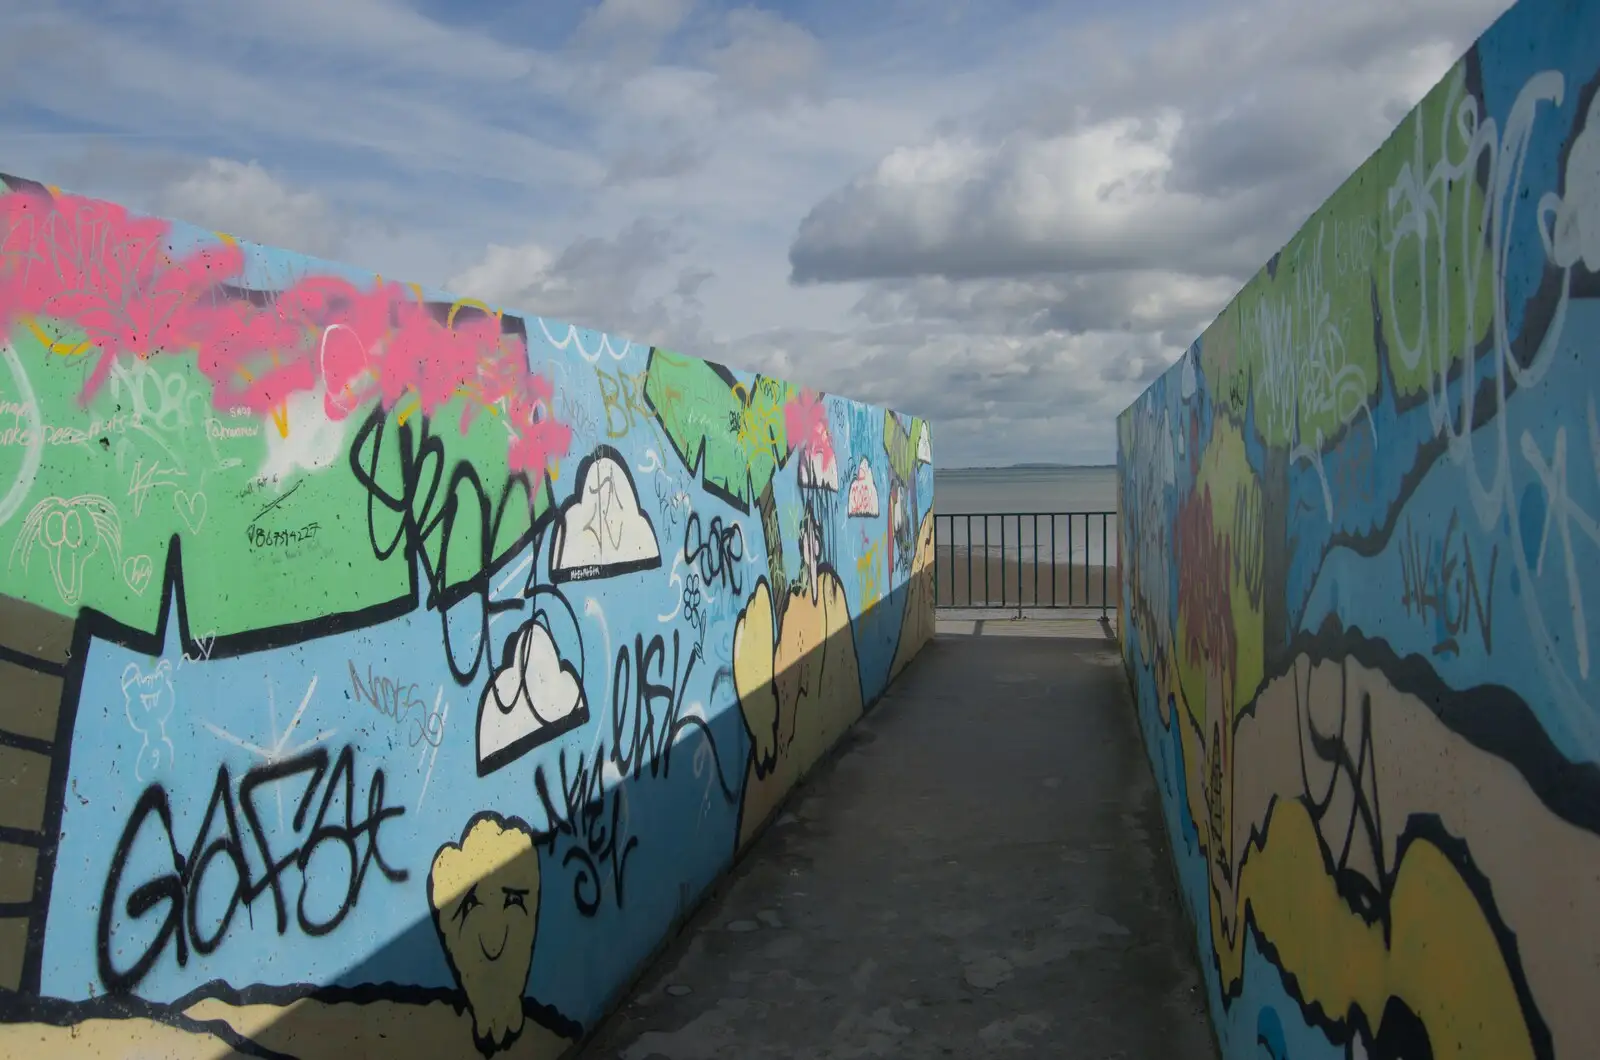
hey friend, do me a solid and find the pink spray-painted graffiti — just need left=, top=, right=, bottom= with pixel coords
left=785, top=388, right=838, bottom=489
left=0, top=186, right=570, bottom=476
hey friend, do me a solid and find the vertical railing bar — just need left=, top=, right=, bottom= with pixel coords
left=972, top=515, right=985, bottom=611
left=1101, top=512, right=1109, bottom=618
left=1000, top=515, right=1007, bottom=608
left=1067, top=514, right=1074, bottom=606
left=927, top=511, right=1122, bottom=612
left=1032, top=514, right=1040, bottom=610
left=965, top=515, right=973, bottom=608
left=1050, top=513, right=1057, bottom=607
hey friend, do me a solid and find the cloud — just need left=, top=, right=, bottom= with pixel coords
left=847, top=458, right=880, bottom=517
left=605, top=138, right=709, bottom=185
left=550, top=448, right=663, bottom=582
left=768, top=0, right=1511, bottom=462
left=786, top=9, right=1506, bottom=287
left=445, top=218, right=715, bottom=349
left=702, top=8, right=825, bottom=106
left=799, top=442, right=840, bottom=491
left=477, top=618, right=589, bottom=776
left=1, top=0, right=1518, bottom=468
left=577, top=0, right=696, bottom=44
left=788, top=115, right=1274, bottom=284
left=159, top=158, right=344, bottom=258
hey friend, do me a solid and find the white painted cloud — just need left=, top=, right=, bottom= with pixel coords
left=917, top=423, right=932, bottom=465
left=799, top=442, right=839, bottom=492
left=551, top=451, right=663, bottom=581
left=847, top=458, right=880, bottom=517
left=477, top=618, right=588, bottom=775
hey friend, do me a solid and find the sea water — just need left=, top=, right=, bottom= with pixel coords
left=933, top=465, right=1119, bottom=568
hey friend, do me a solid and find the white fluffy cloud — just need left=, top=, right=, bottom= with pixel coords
left=2, top=0, right=1517, bottom=466
left=159, top=158, right=343, bottom=259
left=444, top=219, right=716, bottom=351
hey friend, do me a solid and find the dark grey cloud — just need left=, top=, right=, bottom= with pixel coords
left=787, top=0, right=1511, bottom=291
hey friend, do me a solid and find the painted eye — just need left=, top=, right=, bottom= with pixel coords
left=502, top=887, right=528, bottom=912
left=452, top=885, right=481, bottom=925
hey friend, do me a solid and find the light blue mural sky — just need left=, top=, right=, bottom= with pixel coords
left=0, top=0, right=1510, bottom=466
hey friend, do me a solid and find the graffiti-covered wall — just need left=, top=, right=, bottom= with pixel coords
left=0, top=172, right=935, bottom=1058
left=1114, top=1, right=1600, bottom=1058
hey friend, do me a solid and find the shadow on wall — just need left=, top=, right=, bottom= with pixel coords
left=0, top=574, right=929, bottom=1060
left=0, top=173, right=936, bottom=1059
left=1116, top=1, right=1600, bottom=1058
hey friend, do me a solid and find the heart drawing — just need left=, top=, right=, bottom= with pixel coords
left=122, top=554, right=153, bottom=596
left=174, top=490, right=208, bottom=534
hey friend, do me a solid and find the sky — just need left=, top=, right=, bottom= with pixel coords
left=0, top=0, right=1514, bottom=467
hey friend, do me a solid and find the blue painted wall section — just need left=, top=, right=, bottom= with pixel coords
left=0, top=172, right=936, bottom=1057
left=1116, top=0, right=1600, bottom=1057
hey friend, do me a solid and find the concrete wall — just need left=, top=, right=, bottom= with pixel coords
left=1115, top=1, right=1600, bottom=1057
left=0, top=172, right=935, bottom=1057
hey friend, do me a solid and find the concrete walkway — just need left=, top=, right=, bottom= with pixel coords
left=581, top=624, right=1216, bottom=1059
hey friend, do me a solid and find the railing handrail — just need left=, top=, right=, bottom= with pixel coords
left=932, top=509, right=1119, bottom=616
left=933, top=508, right=1117, bottom=516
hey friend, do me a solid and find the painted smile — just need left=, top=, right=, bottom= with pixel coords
left=479, top=926, right=509, bottom=963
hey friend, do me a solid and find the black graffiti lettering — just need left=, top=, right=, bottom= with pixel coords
left=1397, top=511, right=1497, bottom=657
left=349, top=407, right=534, bottom=685
left=532, top=748, right=636, bottom=917
left=246, top=522, right=321, bottom=550
left=97, top=745, right=407, bottom=994
left=612, top=630, right=701, bottom=781
left=528, top=630, right=739, bottom=917
left=97, top=787, right=185, bottom=992
left=681, top=572, right=706, bottom=647
left=683, top=512, right=744, bottom=596
left=297, top=745, right=405, bottom=935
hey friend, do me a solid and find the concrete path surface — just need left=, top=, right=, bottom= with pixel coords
left=581, top=628, right=1217, bottom=1059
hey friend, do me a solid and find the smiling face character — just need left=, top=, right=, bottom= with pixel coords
left=429, top=815, right=542, bottom=1056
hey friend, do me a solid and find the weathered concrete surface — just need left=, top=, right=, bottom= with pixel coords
left=581, top=630, right=1217, bottom=1059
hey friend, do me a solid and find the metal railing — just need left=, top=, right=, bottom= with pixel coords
left=933, top=511, right=1119, bottom=615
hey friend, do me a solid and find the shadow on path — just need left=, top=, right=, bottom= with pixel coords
left=581, top=631, right=1217, bottom=1059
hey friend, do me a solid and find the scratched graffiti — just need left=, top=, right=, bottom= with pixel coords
left=0, top=174, right=936, bottom=1058
left=1117, top=9, right=1600, bottom=1060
